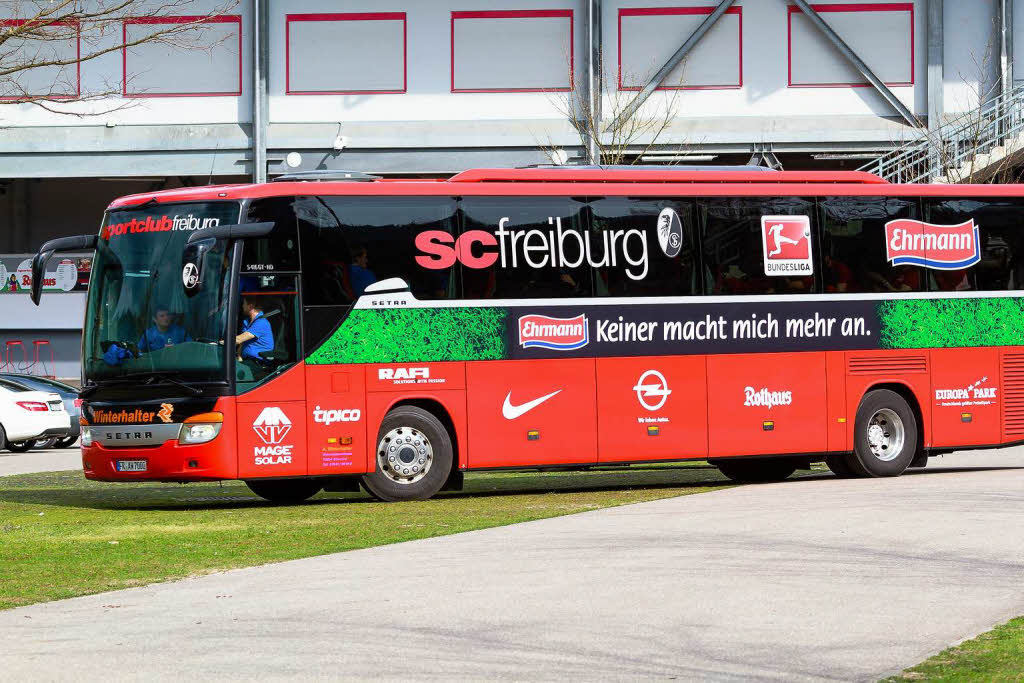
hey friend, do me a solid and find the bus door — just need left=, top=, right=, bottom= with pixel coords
left=596, top=357, right=708, bottom=462
left=466, top=359, right=598, bottom=468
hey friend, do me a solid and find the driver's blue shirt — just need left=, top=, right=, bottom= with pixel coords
left=138, top=324, right=189, bottom=352
left=240, top=313, right=273, bottom=361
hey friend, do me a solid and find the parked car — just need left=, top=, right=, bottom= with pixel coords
left=0, top=374, right=81, bottom=448
left=0, top=379, right=71, bottom=452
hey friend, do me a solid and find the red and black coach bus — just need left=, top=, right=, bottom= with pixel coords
left=31, top=167, right=1024, bottom=502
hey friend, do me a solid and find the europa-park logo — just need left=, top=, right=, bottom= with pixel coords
left=884, top=219, right=981, bottom=270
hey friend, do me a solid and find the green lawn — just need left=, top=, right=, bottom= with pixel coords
left=885, top=617, right=1024, bottom=682
left=0, top=463, right=759, bottom=610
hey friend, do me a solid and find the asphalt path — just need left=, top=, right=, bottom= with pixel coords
left=2, top=448, right=1024, bottom=681
left=0, top=447, right=80, bottom=477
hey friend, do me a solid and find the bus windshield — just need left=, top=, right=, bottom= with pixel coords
left=82, top=201, right=241, bottom=385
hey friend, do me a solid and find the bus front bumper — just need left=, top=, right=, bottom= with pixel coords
left=82, top=438, right=236, bottom=481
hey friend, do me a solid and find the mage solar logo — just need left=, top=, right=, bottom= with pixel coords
left=760, top=216, right=813, bottom=276
left=253, top=406, right=292, bottom=445
left=518, top=314, right=589, bottom=351
left=884, top=219, right=981, bottom=270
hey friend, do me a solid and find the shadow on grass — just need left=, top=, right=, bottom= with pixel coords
left=0, top=465, right=734, bottom=513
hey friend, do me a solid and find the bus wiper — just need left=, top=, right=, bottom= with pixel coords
left=85, top=371, right=202, bottom=396
left=138, top=371, right=202, bottom=396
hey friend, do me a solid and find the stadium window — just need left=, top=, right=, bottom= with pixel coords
left=459, top=197, right=591, bottom=299
left=819, top=197, right=923, bottom=294
left=589, top=197, right=701, bottom=297
left=700, top=197, right=818, bottom=295
left=924, top=198, right=1024, bottom=292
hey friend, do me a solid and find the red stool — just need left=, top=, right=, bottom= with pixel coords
left=4, top=340, right=26, bottom=373
left=31, top=339, right=55, bottom=378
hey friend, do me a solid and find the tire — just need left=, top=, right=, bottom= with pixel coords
left=0, top=424, right=6, bottom=452
left=825, top=454, right=860, bottom=478
left=362, top=406, right=454, bottom=502
left=847, top=389, right=918, bottom=477
left=245, top=479, right=323, bottom=504
left=712, top=458, right=798, bottom=483
left=55, top=436, right=78, bottom=449
left=34, top=438, right=57, bottom=450
left=7, top=440, right=37, bottom=453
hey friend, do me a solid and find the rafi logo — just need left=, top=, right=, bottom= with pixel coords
left=761, top=216, right=813, bottom=276
left=313, top=406, right=362, bottom=425
left=415, top=216, right=649, bottom=280
left=744, top=387, right=793, bottom=409
left=633, top=370, right=671, bottom=411
left=253, top=407, right=292, bottom=445
left=518, top=314, right=589, bottom=351
left=885, top=219, right=981, bottom=270
left=657, top=208, right=684, bottom=258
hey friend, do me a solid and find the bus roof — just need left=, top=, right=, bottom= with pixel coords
left=106, top=167, right=1024, bottom=210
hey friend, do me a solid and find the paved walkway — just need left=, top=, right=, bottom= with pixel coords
left=0, top=448, right=80, bottom=477
left=3, top=449, right=1024, bottom=681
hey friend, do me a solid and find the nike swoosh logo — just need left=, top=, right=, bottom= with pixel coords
left=502, top=390, right=562, bottom=420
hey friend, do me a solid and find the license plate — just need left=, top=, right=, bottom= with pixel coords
left=116, top=460, right=147, bottom=472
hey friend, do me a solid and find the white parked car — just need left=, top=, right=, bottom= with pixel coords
left=0, top=380, right=71, bottom=452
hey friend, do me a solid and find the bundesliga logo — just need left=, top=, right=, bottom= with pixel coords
left=760, top=216, right=813, bottom=276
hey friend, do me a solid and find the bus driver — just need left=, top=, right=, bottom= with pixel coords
left=235, top=297, right=274, bottom=366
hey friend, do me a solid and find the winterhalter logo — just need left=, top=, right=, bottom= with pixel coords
left=884, top=219, right=981, bottom=270
left=518, top=314, right=589, bottom=350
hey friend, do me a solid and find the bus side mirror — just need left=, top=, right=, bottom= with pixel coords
left=31, top=234, right=98, bottom=305
left=182, top=237, right=216, bottom=298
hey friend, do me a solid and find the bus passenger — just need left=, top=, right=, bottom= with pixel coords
left=138, top=306, right=190, bottom=352
left=236, top=297, right=274, bottom=364
left=348, top=246, right=376, bottom=297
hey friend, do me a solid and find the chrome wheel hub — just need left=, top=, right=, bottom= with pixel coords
left=866, top=408, right=905, bottom=462
left=377, top=427, right=432, bottom=485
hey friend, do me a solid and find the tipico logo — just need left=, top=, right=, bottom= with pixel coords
left=518, top=314, right=589, bottom=351
left=253, top=407, right=292, bottom=445
left=884, top=219, right=981, bottom=270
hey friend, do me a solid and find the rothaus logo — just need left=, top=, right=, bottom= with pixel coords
left=313, top=406, right=362, bottom=425
left=744, top=387, right=793, bottom=409
left=885, top=219, right=981, bottom=270
left=518, top=314, right=589, bottom=351
left=253, top=407, right=293, bottom=464
left=415, top=216, right=650, bottom=280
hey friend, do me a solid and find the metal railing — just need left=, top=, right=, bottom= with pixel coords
left=859, top=82, right=1024, bottom=184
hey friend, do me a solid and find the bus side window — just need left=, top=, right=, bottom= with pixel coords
left=819, top=197, right=923, bottom=294
left=589, top=197, right=699, bottom=297
left=924, top=198, right=1022, bottom=291
left=296, top=196, right=459, bottom=305
left=700, top=196, right=817, bottom=295
left=459, top=197, right=591, bottom=299
left=244, top=198, right=300, bottom=272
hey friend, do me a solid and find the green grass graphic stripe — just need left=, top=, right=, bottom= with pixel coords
left=307, top=307, right=508, bottom=364
left=878, top=297, right=1024, bottom=349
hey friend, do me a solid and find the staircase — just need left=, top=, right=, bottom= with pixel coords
left=859, top=82, right=1024, bottom=184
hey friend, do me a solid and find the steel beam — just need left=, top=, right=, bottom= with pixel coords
left=582, top=0, right=602, bottom=165
left=251, top=0, right=269, bottom=183
left=1000, top=0, right=1013, bottom=100
left=609, top=0, right=735, bottom=131
left=791, top=0, right=920, bottom=128
left=927, top=0, right=943, bottom=131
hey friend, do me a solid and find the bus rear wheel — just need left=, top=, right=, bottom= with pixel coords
left=245, top=479, right=323, bottom=504
left=711, top=458, right=797, bottom=483
left=847, top=389, right=918, bottom=477
left=363, top=406, right=453, bottom=502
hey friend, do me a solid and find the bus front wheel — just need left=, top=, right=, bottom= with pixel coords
left=847, top=389, right=918, bottom=477
left=711, top=458, right=797, bottom=483
left=245, top=479, right=323, bottom=504
left=363, top=406, right=453, bottom=502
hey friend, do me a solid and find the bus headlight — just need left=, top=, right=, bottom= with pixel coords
left=80, top=427, right=93, bottom=447
left=179, top=423, right=222, bottom=445
left=178, top=412, right=224, bottom=445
